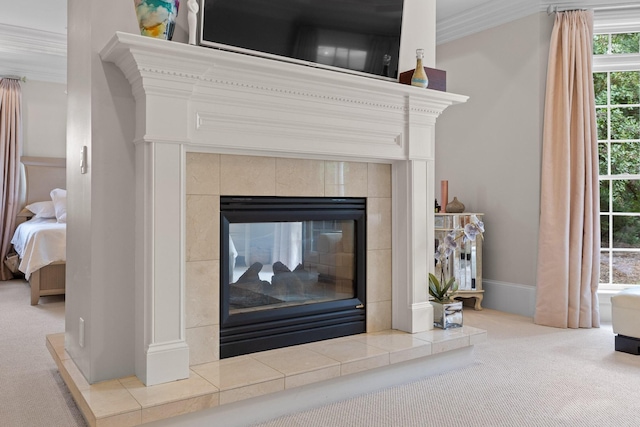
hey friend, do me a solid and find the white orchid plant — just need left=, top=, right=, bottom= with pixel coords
left=429, top=214, right=485, bottom=303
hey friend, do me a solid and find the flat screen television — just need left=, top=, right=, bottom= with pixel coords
left=198, top=0, right=405, bottom=80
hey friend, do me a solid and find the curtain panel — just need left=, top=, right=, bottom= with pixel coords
left=0, top=78, right=23, bottom=281
left=535, top=10, right=600, bottom=328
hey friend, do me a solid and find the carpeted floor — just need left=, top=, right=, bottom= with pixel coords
left=253, top=309, right=640, bottom=427
left=0, top=280, right=86, bottom=427
left=2, top=278, right=640, bottom=427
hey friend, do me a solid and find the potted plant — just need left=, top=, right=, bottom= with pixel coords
left=430, top=214, right=484, bottom=329
left=429, top=273, right=463, bottom=329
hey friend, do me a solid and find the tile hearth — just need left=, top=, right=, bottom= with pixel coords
left=48, top=325, right=486, bottom=426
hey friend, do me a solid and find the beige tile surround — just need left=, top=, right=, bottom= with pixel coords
left=47, top=325, right=487, bottom=426
left=185, top=153, right=394, bottom=366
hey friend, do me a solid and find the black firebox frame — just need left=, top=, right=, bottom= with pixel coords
left=219, top=196, right=366, bottom=359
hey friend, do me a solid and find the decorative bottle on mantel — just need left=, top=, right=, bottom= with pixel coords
left=382, top=54, right=391, bottom=77
left=411, top=49, right=429, bottom=88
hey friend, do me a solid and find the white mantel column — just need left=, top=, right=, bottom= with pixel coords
left=392, top=100, right=438, bottom=333
left=135, top=140, right=189, bottom=386
left=132, top=77, right=196, bottom=386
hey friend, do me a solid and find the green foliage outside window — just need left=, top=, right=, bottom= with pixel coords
left=593, top=33, right=640, bottom=55
left=611, top=33, right=640, bottom=54
left=593, top=34, right=608, bottom=54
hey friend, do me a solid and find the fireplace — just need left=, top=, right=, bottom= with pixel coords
left=220, top=196, right=366, bottom=358
left=100, top=32, right=467, bottom=385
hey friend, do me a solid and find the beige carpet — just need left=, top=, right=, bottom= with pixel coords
left=2, top=278, right=640, bottom=427
left=0, top=279, right=86, bottom=427
left=254, top=308, right=640, bottom=426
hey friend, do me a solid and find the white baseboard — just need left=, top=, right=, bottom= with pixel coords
left=481, top=279, right=614, bottom=323
left=481, top=280, right=536, bottom=317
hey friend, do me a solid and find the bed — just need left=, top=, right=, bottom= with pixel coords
left=10, top=156, right=66, bottom=305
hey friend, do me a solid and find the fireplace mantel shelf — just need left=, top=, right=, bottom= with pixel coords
left=100, top=33, right=467, bottom=107
left=100, top=32, right=468, bottom=163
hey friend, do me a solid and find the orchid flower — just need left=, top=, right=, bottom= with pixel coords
left=463, top=221, right=484, bottom=241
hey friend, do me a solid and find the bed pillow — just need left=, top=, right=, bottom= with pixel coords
left=50, top=188, right=67, bottom=223
left=25, top=201, right=57, bottom=219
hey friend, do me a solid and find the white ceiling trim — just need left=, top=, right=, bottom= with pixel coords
left=0, top=24, right=66, bottom=56
left=0, top=64, right=66, bottom=84
left=437, top=0, right=640, bottom=45
left=437, top=0, right=540, bottom=45
left=0, top=24, right=66, bottom=83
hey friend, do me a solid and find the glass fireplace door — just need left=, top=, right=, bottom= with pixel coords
left=227, top=219, right=356, bottom=315
left=219, top=196, right=366, bottom=358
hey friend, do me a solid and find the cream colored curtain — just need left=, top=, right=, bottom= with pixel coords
left=535, top=10, right=600, bottom=328
left=0, top=78, right=23, bottom=281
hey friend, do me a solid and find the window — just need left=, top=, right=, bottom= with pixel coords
left=316, top=45, right=368, bottom=71
left=593, top=30, right=640, bottom=289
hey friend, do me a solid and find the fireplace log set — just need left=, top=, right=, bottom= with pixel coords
left=230, top=261, right=329, bottom=309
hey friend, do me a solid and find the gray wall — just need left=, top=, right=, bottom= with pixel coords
left=435, top=13, right=555, bottom=317
left=64, top=0, right=139, bottom=383
left=21, top=80, right=67, bottom=158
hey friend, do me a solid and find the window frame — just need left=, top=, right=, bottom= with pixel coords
left=593, top=20, right=640, bottom=291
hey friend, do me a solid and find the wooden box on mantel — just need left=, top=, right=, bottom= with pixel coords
left=399, top=67, right=447, bottom=92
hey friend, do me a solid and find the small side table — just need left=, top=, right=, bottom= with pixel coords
left=434, top=213, right=484, bottom=310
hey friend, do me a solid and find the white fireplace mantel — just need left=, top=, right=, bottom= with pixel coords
left=100, top=32, right=467, bottom=386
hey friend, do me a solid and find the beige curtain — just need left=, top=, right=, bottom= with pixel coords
left=0, top=78, right=23, bottom=281
left=535, top=10, right=600, bottom=328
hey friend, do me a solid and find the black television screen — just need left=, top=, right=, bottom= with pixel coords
left=198, top=0, right=405, bottom=80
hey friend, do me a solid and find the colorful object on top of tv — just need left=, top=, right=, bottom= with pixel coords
left=134, top=0, right=180, bottom=40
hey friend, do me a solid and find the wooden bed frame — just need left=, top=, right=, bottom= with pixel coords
left=19, top=156, right=66, bottom=305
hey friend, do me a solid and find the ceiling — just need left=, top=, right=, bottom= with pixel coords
left=0, top=0, right=636, bottom=84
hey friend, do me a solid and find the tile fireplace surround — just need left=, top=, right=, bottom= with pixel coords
left=185, top=154, right=393, bottom=365
left=51, top=32, right=475, bottom=425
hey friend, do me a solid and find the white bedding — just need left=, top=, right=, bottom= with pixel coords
left=11, top=218, right=66, bottom=279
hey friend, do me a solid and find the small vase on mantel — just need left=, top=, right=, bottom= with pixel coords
left=134, top=0, right=180, bottom=41
left=410, top=49, right=429, bottom=88
left=445, top=197, right=465, bottom=213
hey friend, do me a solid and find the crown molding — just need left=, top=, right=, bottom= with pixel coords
left=0, top=23, right=66, bottom=83
left=0, top=24, right=66, bottom=56
left=0, top=62, right=66, bottom=85
left=437, top=0, right=640, bottom=45
left=437, top=0, right=540, bottom=45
